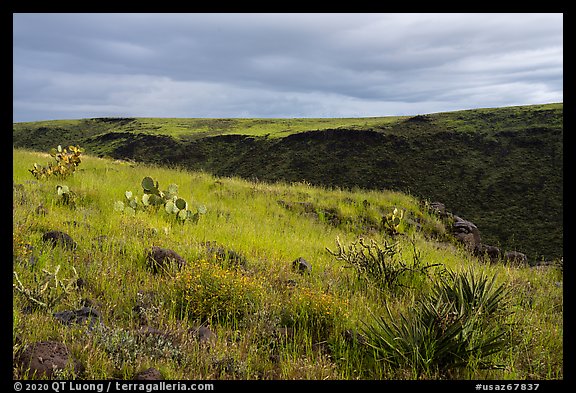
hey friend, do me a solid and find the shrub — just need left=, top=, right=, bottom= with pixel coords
left=94, top=326, right=184, bottom=370
left=173, top=259, right=264, bottom=324
left=280, top=286, right=347, bottom=342
left=29, top=145, right=83, bottom=179
left=362, top=269, right=511, bottom=377
left=327, top=236, right=441, bottom=293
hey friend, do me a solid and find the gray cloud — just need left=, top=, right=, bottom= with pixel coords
left=13, top=13, right=563, bottom=122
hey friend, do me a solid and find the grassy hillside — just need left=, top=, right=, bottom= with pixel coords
left=12, top=103, right=563, bottom=263
left=13, top=148, right=562, bottom=380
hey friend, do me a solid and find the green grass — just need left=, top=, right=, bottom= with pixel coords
left=12, top=103, right=563, bottom=263
left=13, top=103, right=562, bottom=140
left=131, top=116, right=408, bottom=139
left=13, top=115, right=407, bottom=142
left=12, top=148, right=562, bottom=380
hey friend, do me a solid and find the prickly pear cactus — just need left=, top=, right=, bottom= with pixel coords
left=29, top=145, right=83, bottom=179
left=116, top=176, right=206, bottom=223
left=382, top=207, right=405, bottom=235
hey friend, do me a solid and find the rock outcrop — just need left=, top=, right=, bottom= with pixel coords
left=429, top=201, right=529, bottom=265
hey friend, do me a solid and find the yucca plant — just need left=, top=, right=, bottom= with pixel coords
left=431, top=268, right=510, bottom=320
left=362, top=269, right=511, bottom=377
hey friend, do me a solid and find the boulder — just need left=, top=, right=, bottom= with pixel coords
left=452, top=216, right=481, bottom=251
left=15, top=341, right=84, bottom=379
left=42, top=230, right=77, bottom=250
left=504, top=251, right=528, bottom=265
left=474, top=244, right=502, bottom=263
left=146, top=246, right=186, bottom=274
left=429, top=201, right=446, bottom=216
left=427, top=203, right=530, bottom=265
left=53, top=306, right=104, bottom=331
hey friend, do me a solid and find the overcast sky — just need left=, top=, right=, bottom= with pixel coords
left=13, top=13, right=563, bottom=123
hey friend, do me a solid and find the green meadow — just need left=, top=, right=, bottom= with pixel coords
left=13, top=148, right=562, bottom=380
left=13, top=103, right=564, bottom=263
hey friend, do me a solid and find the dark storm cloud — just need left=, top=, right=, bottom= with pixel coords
left=13, top=13, right=563, bottom=122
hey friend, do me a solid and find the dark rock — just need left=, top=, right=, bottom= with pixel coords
left=133, top=367, right=163, bottom=380
left=474, top=244, right=502, bottom=263
left=504, top=251, right=528, bottom=265
left=15, top=341, right=84, bottom=379
left=532, top=259, right=562, bottom=269
left=146, top=246, right=186, bottom=274
left=53, top=307, right=103, bottom=331
left=42, top=230, right=77, bottom=250
left=452, top=217, right=481, bottom=251
left=75, top=278, right=86, bottom=289
left=292, top=257, right=312, bottom=274
left=429, top=201, right=446, bottom=216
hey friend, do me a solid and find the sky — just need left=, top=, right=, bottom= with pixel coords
left=12, top=13, right=563, bottom=123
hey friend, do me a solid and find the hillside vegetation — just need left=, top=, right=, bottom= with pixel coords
left=13, top=148, right=562, bottom=380
left=12, top=103, right=563, bottom=262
